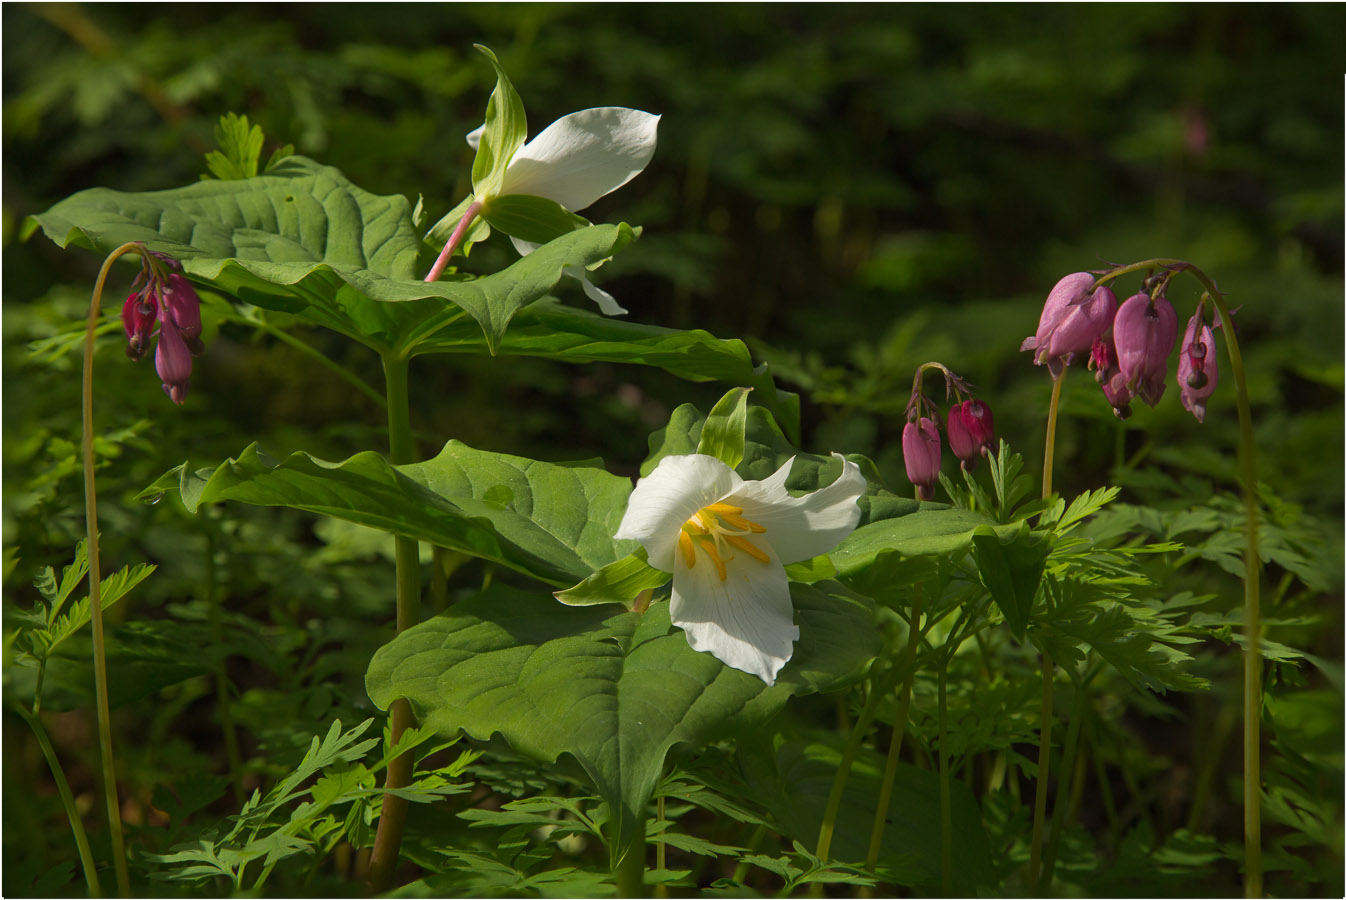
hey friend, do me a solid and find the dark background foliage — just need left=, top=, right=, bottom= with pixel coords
left=3, top=3, right=1342, bottom=896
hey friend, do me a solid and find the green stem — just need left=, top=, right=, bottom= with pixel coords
left=866, top=585, right=925, bottom=872
left=615, top=815, right=648, bottom=898
left=366, top=352, right=424, bottom=893
left=14, top=704, right=102, bottom=897
left=1041, top=668, right=1092, bottom=888
left=1086, top=712, right=1121, bottom=847
left=937, top=658, right=952, bottom=896
left=1094, top=259, right=1263, bottom=896
left=83, top=241, right=140, bottom=898
left=653, top=795, right=668, bottom=898
left=1042, top=370, right=1065, bottom=501
left=815, top=664, right=899, bottom=867
left=1027, top=651, right=1054, bottom=894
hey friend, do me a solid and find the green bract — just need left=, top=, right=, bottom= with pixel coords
left=469, top=45, right=528, bottom=201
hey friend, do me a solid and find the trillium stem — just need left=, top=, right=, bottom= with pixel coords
left=366, top=352, right=423, bottom=893
left=865, top=584, right=925, bottom=873
left=425, top=199, right=483, bottom=283
left=83, top=241, right=142, bottom=899
left=1093, top=258, right=1263, bottom=897
left=615, top=816, right=647, bottom=898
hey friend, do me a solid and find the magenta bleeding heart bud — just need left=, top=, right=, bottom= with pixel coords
left=1114, top=292, right=1179, bottom=406
left=155, top=315, right=192, bottom=406
left=1178, top=314, right=1218, bottom=423
left=1021, top=273, right=1117, bottom=378
left=947, top=399, right=995, bottom=468
left=162, top=274, right=205, bottom=355
left=121, top=288, right=159, bottom=361
left=902, top=417, right=942, bottom=501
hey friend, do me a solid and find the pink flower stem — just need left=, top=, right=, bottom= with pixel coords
left=424, top=200, right=483, bottom=283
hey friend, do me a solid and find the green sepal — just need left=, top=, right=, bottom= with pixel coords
left=470, top=44, right=527, bottom=199
left=695, top=387, right=752, bottom=469
left=553, top=548, right=671, bottom=608
left=481, top=194, right=589, bottom=245
left=425, top=194, right=491, bottom=259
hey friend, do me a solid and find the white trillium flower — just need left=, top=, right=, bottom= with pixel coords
left=467, top=107, right=660, bottom=315
left=615, top=453, right=866, bottom=686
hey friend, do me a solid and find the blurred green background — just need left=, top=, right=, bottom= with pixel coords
left=5, top=3, right=1341, bottom=499
left=2, top=5, right=1342, bottom=892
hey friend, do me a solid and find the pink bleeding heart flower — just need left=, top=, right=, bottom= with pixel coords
left=902, top=417, right=942, bottom=501
left=1178, top=314, right=1218, bottom=423
left=1114, top=292, right=1179, bottom=407
left=1021, top=273, right=1117, bottom=378
left=946, top=399, right=995, bottom=468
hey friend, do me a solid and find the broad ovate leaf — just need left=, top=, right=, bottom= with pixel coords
left=25, top=155, right=635, bottom=354
left=141, top=440, right=638, bottom=587
left=365, top=579, right=880, bottom=849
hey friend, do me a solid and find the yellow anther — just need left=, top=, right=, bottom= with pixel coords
left=678, top=530, right=696, bottom=569
left=701, top=540, right=728, bottom=580
left=679, top=503, right=771, bottom=580
left=725, top=534, right=770, bottom=564
left=719, top=511, right=768, bottom=533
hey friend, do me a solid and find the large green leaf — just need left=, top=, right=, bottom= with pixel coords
left=141, top=440, right=638, bottom=587
left=364, top=579, right=880, bottom=849
left=829, top=509, right=1022, bottom=578
left=401, top=298, right=766, bottom=384
left=25, top=155, right=634, bottom=353
left=739, top=734, right=998, bottom=895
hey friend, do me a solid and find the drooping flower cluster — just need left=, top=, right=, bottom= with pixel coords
left=615, top=452, right=865, bottom=685
left=901, top=364, right=996, bottom=501
left=120, top=255, right=205, bottom=405
left=1023, top=270, right=1218, bottom=422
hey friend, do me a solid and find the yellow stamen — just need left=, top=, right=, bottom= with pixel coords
left=701, top=540, right=728, bottom=580
left=678, top=530, right=696, bottom=569
left=677, top=501, right=771, bottom=581
left=725, top=534, right=771, bottom=563
left=719, top=512, right=768, bottom=533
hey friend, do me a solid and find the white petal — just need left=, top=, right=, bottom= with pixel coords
left=727, top=453, right=865, bottom=565
left=568, top=267, right=627, bottom=316
left=670, top=552, right=796, bottom=686
left=508, top=236, right=628, bottom=315
left=500, top=108, right=660, bottom=212
left=614, top=455, right=742, bottom=572
left=509, top=236, right=541, bottom=257
left=466, top=123, right=485, bottom=151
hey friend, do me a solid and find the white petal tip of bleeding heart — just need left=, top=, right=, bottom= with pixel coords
left=466, top=123, right=485, bottom=151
